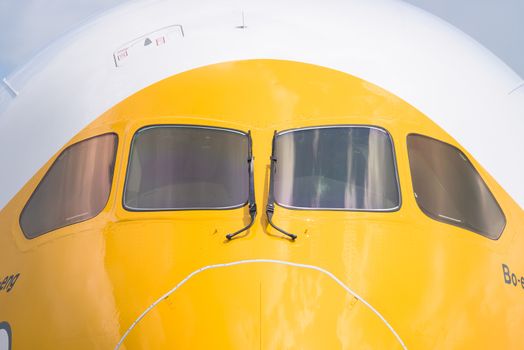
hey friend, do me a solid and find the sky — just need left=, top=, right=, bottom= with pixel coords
left=0, top=0, right=523, bottom=78
left=404, top=0, right=524, bottom=78
left=0, top=0, right=127, bottom=78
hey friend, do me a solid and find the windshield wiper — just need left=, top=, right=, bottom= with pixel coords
left=226, top=131, right=257, bottom=240
left=266, top=131, right=297, bottom=241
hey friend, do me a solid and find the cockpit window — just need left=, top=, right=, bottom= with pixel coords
left=124, top=125, right=249, bottom=210
left=20, top=133, right=118, bottom=238
left=407, top=134, right=505, bottom=239
left=273, top=126, right=400, bottom=210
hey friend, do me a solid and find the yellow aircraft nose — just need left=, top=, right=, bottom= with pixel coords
left=117, top=260, right=405, bottom=349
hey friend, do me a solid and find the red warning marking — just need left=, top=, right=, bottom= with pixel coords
left=117, top=49, right=129, bottom=61
left=156, top=36, right=166, bottom=46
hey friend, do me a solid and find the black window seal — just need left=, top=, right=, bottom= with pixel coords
left=406, top=133, right=506, bottom=240
left=122, top=124, right=250, bottom=212
left=271, top=124, right=402, bottom=213
left=19, top=132, right=119, bottom=240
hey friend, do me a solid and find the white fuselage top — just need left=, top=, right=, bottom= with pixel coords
left=0, top=0, right=523, bottom=209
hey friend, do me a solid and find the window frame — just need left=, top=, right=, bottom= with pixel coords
left=122, top=124, right=250, bottom=212
left=406, top=133, right=506, bottom=240
left=272, top=124, right=402, bottom=212
left=19, top=132, right=119, bottom=239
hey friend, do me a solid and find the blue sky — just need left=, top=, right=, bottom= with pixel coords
left=0, top=0, right=523, bottom=78
left=0, top=0, right=127, bottom=77
left=406, top=0, right=524, bottom=78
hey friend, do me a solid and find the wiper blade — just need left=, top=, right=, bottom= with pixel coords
left=226, top=131, right=257, bottom=240
left=266, top=131, right=297, bottom=241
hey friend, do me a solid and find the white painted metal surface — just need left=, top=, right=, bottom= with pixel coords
left=0, top=329, right=9, bottom=350
left=0, top=0, right=523, bottom=209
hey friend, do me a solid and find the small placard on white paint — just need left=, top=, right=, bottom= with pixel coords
left=113, top=24, right=184, bottom=67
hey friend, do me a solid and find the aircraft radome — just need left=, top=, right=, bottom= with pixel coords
left=1, top=0, right=523, bottom=349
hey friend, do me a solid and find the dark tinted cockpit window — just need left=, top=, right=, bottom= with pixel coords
left=407, top=134, right=505, bottom=239
left=273, top=126, right=400, bottom=210
left=124, top=126, right=248, bottom=210
left=20, top=133, right=118, bottom=238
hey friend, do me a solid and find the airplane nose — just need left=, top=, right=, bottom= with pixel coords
left=116, top=260, right=405, bottom=349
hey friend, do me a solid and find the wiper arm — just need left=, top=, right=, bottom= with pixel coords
left=226, top=131, right=257, bottom=240
left=266, top=131, right=297, bottom=241
left=226, top=201, right=256, bottom=240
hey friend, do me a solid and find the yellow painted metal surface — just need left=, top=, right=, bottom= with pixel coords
left=1, top=60, right=523, bottom=349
